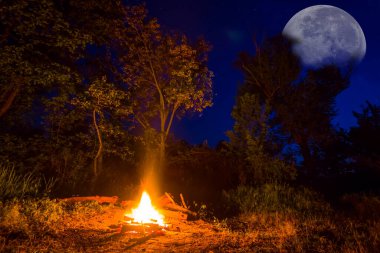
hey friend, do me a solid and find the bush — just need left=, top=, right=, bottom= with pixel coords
left=222, top=183, right=331, bottom=216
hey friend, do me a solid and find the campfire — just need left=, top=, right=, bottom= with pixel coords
left=123, top=191, right=168, bottom=232
left=62, top=190, right=197, bottom=234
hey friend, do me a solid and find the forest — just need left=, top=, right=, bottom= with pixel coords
left=1, top=1, right=380, bottom=252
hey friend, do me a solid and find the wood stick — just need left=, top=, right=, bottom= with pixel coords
left=179, top=193, right=188, bottom=209
left=163, top=203, right=197, bottom=216
left=61, top=196, right=119, bottom=204
left=160, top=209, right=188, bottom=222
left=165, top=192, right=176, bottom=205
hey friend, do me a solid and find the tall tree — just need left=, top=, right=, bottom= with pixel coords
left=229, top=36, right=300, bottom=184
left=277, top=66, right=349, bottom=174
left=232, top=34, right=349, bottom=178
left=234, top=36, right=301, bottom=158
left=227, top=92, right=296, bottom=184
left=121, top=5, right=213, bottom=172
left=71, top=77, right=131, bottom=187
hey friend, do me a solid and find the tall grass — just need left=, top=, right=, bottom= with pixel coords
left=222, top=183, right=331, bottom=216
left=0, top=162, right=54, bottom=200
left=220, top=184, right=380, bottom=252
left=0, top=198, right=105, bottom=240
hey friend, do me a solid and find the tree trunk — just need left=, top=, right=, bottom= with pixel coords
left=92, top=109, right=103, bottom=190
left=158, top=135, right=165, bottom=173
left=0, top=84, right=20, bottom=119
left=299, top=138, right=315, bottom=176
left=159, top=103, right=178, bottom=176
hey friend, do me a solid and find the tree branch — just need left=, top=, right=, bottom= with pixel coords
left=165, top=102, right=179, bottom=140
left=242, top=64, right=261, bottom=89
left=135, top=113, right=148, bottom=129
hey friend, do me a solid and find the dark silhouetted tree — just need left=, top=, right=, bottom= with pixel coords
left=277, top=66, right=349, bottom=175
left=349, top=102, right=380, bottom=178
left=231, top=34, right=350, bottom=181
left=228, top=36, right=299, bottom=184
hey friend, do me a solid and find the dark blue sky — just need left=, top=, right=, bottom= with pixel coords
left=134, top=0, right=380, bottom=146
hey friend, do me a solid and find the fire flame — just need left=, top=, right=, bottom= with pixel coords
left=127, top=191, right=164, bottom=226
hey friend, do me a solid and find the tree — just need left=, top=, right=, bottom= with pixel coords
left=277, top=66, right=349, bottom=174
left=236, top=36, right=301, bottom=103
left=227, top=93, right=296, bottom=185
left=349, top=102, right=380, bottom=178
left=0, top=0, right=131, bottom=193
left=71, top=77, right=131, bottom=187
left=232, top=34, right=349, bottom=179
left=228, top=36, right=300, bottom=184
left=60, top=0, right=126, bottom=84
left=121, top=5, right=213, bottom=172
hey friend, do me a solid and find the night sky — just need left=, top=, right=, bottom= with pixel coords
left=131, top=0, right=380, bottom=146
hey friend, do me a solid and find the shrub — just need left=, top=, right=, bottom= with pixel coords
left=222, top=183, right=331, bottom=216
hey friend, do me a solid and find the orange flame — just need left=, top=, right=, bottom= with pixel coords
left=127, top=191, right=164, bottom=226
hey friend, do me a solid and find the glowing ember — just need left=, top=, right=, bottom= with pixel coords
left=126, top=191, right=165, bottom=226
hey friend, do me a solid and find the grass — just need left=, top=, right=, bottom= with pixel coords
left=216, top=183, right=380, bottom=252
left=0, top=162, right=40, bottom=200
left=0, top=162, right=56, bottom=201
left=222, top=183, right=331, bottom=217
left=0, top=199, right=107, bottom=239
left=217, top=209, right=380, bottom=252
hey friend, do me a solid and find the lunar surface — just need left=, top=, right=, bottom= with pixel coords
left=282, top=5, right=366, bottom=67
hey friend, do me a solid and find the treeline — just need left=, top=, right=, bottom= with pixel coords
left=165, top=36, right=380, bottom=205
left=226, top=35, right=380, bottom=199
left=0, top=1, right=379, bottom=201
left=0, top=1, right=212, bottom=196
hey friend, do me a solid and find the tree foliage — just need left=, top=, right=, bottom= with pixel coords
left=121, top=5, right=213, bottom=169
left=349, top=102, right=380, bottom=177
left=0, top=0, right=91, bottom=120
left=0, top=0, right=129, bottom=193
left=231, top=34, right=349, bottom=181
left=0, top=2, right=213, bottom=194
left=227, top=92, right=296, bottom=185
left=71, top=77, right=131, bottom=183
left=277, top=66, right=349, bottom=174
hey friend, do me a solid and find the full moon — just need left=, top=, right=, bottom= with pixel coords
left=282, top=5, right=366, bottom=67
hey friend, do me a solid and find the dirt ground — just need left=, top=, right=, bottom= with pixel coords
left=4, top=205, right=253, bottom=253
left=3, top=202, right=378, bottom=252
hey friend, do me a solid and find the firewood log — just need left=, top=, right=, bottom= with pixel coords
left=161, top=203, right=197, bottom=216
left=61, top=196, right=119, bottom=204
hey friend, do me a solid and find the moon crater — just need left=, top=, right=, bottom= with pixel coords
left=283, top=5, right=366, bottom=67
